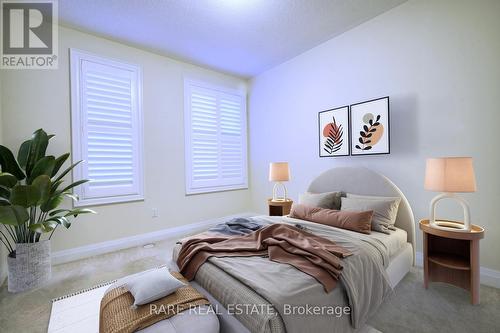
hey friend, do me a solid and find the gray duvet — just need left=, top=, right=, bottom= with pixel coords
left=175, top=216, right=392, bottom=333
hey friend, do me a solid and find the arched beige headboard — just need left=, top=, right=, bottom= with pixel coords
left=307, top=167, right=416, bottom=260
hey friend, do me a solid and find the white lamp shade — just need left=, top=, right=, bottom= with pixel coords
left=269, top=162, right=290, bottom=182
left=424, top=157, right=476, bottom=193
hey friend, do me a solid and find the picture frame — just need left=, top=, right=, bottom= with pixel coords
left=318, top=106, right=350, bottom=157
left=349, top=96, right=390, bottom=156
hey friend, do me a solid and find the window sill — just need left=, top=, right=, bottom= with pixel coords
left=74, top=194, right=145, bottom=207
left=185, top=185, right=248, bottom=196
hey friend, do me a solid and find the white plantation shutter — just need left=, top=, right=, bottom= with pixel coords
left=185, top=80, right=247, bottom=194
left=70, top=49, right=144, bottom=206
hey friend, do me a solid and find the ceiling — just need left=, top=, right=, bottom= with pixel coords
left=59, top=0, right=407, bottom=78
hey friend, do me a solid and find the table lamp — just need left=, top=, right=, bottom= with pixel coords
left=269, top=162, right=290, bottom=202
left=424, top=157, right=476, bottom=231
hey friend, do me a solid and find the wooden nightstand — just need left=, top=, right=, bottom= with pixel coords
left=419, top=219, right=484, bottom=304
left=268, top=199, right=293, bottom=216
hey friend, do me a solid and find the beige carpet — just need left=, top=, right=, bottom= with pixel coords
left=0, top=239, right=499, bottom=333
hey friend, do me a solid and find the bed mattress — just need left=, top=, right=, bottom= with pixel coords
left=341, top=225, right=408, bottom=259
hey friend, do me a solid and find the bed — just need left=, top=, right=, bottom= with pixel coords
left=171, top=167, right=416, bottom=333
left=305, top=166, right=416, bottom=287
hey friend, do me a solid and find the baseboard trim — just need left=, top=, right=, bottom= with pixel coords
left=51, top=212, right=258, bottom=266
left=415, top=251, right=500, bottom=289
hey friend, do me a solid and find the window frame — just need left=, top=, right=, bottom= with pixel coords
left=184, top=78, right=248, bottom=195
left=70, top=48, right=144, bottom=207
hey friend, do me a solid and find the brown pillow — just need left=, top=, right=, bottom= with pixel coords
left=290, top=204, right=373, bottom=234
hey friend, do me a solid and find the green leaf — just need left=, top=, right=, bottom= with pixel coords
left=52, top=153, right=70, bottom=177
left=26, top=129, right=49, bottom=177
left=0, top=205, right=29, bottom=226
left=50, top=179, right=64, bottom=193
left=0, top=145, right=26, bottom=180
left=54, top=160, right=83, bottom=183
left=17, top=140, right=32, bottom=169
left=0, top=185, right=10, bottom=199
left=43, top=216, right=69, bottom=228
left=32, top=175, right=51, bottom=204
left=64, top=208, right=95, bottom=217
left=49, top=209, right=69, bottom=217
left=40, top=194, right=64, bottom=212
left=64, top=193, right=79, bottom=201
left=29, top=221, right=56, bottom=233
left=28, top=223, right=45, bottom=233
left=58, top=216, right=70, bottom=228
left=0, top=173, right=18, bottom=188
left=57, top=179, right=89, bottom=195
left=28, top=156, right=55, bottom=184
left=9, top=185, right=41, bottom=207
left=46, top=219, right=61, bottom=228
left=44, top=216, right=63, bottom=224
left=13, top=205, right=29, bottom=223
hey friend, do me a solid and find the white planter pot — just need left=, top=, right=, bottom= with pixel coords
left=7, top=240, right=51, bottom=293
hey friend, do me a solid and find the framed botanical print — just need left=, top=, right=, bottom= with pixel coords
left=350, top=97, right=390, bottom=156
left=318, top=106, right=350, bottom=157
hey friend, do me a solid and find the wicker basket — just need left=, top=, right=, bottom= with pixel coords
left=7, top=240, right=51, bottom=293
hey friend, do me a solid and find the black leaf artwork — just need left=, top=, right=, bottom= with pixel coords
left=323, top=116, right=344, bottom=155
left=356, top=114, right=382, bottom=151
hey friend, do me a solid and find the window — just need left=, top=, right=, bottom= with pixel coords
left=70, top=49, right=144, bottom=206
left=184, top=80, right=247, bottom=194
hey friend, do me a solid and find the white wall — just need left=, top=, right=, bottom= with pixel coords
left=249, top=0, right=500, bottom=271
left=0, top=26, right=250, bottom=252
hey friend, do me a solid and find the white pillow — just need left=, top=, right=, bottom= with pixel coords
left=298, top=191, right=342, bottom=210
left=341, top=194, right=401, bottom=234
left=104, top=267, right=154, bottom=296
left=124, top=267, right=185, bottom=306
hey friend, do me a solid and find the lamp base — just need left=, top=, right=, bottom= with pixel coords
left=429, top=193, right=471, bottom=232
left=431, top=220, right=468, bottom=232
left=272, top=182, right=288, bottom=202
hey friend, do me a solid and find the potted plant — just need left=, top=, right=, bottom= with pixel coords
left=0, top=129, right=95, bottom=292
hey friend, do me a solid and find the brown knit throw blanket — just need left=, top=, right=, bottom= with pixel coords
left=99, top=271, right=210, bottom=333
left=177, top=223, right=353, bottom=292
